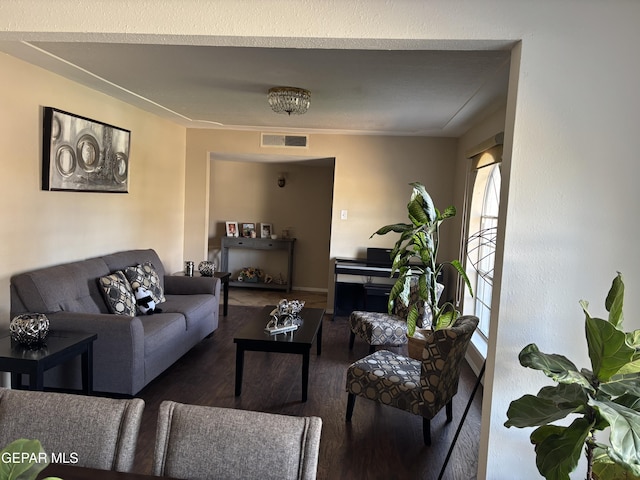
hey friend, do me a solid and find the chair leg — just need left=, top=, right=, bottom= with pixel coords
left=349, top=331, right=355, bottom=350
left=423, top=418, right=431, bottom=445
left=446, top=400, right=453, bottom=423
left=346, top=393, right=356, bottom=422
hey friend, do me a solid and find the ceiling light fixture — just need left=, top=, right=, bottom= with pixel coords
left=268, top=87, right=311, bottom=115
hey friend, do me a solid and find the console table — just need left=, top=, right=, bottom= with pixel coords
left=220, top=237, right=296, bottom=293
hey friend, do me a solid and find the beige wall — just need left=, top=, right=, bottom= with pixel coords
left=208, top=159, right=334, bottom=290
left=0, top=53, right=187, bottom=327
left=186, top=129, right=458, bottom=297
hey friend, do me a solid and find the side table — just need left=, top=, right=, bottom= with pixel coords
left=0, top=331, right=97, bottom=394
left=215, top=271, right=231, bottom=316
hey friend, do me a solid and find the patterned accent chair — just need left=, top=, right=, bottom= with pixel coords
left=345, top=315, right=479, bottom=445
left=348, top=282, right=444, bottom=353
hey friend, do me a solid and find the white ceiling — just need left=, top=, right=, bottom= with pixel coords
left=0, top=41, right=511, bottom=137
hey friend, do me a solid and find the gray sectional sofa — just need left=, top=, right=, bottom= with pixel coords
left=9, top=249, right=220, bottom=396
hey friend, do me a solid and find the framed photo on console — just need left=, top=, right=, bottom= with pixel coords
left=225, top=221, right=239, bottom=237
left=241, top=222, right=256, bottom=238
left=260, top=223, right=272, bottom=238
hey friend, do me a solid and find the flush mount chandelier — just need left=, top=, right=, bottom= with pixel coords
left=268, top=87, right=311, bottom=115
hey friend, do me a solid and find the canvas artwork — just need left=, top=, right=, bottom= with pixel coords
left=42, top=107, right=131, bottom=193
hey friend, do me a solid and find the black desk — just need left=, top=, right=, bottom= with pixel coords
left=233, top=306, right=324, bottom=402
left=0, top=331, right=97, bottom=394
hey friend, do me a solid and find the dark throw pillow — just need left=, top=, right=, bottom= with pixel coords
left=98, top=270, right=137, bottom=316
left=124, top=262, right=166, bottom=305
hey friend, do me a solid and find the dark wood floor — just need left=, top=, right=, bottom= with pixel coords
left=131, top=305, right=482, bottom=480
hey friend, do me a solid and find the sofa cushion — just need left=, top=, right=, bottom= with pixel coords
left=10, top=257, right=111, bottom=315
left=124, top=262, right=166, bottom=304
left=99, top=271, right=137, bottom=316
left=140, top=313, right=187, bottom=353
left=163, top=294, right=217, bottom=330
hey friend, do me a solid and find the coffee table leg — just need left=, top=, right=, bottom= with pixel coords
left=302, top=349, right=310, bottom=402
left=81, top=343, right=94, bottom=395
left=235, top=344, right=244, bottom=396
left=317, top=320, right=323, bottom=356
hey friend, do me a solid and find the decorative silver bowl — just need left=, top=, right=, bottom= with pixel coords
left=198, top=261, right=216, bottom=277
left=10, top=313, right=49, bottom=346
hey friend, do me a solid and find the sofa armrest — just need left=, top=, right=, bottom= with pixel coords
left=164, top=275, right=220, bottom=296
left=45, top=311, right=145, bottom=394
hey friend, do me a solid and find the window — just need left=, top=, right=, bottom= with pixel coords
left=461, top=139, right=502, bottom=339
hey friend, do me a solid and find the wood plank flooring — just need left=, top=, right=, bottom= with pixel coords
left=131, top=289, right=482, bottom=480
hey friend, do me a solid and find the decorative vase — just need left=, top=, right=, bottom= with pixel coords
left=198, top=261, right=216, bottom=277
left=10, top=313, right=49, bottom=346
left=407, top=328, right=430, bottom=360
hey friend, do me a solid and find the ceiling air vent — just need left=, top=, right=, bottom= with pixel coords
left=261, top=133, right=308, bottom=148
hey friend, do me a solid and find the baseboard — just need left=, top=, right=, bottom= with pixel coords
left=291, top=286, right=328, bottom=293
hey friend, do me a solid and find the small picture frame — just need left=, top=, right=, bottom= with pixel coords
left=260, top=223, right=272, bottom=238
left=225, top=221, right=238, bottom=237
left=241, top=222, right=256, bottom=238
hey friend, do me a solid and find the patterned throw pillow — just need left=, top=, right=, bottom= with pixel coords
left=124, top=262, right=165, bottom=305
left=99, top=271, right=137, bottom=316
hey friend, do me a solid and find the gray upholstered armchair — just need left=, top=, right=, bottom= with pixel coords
left=0, top=388, right=144, bottom=472
left=345, top=315, right=478, bottom=445
left=348, top=281, right=443, bottom=353
left=153, top=401, right=322, bottom=480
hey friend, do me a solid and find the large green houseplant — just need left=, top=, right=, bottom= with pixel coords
left=505, top=273, right=640, bottom=480
left=371, top=182, right=472, bottom=335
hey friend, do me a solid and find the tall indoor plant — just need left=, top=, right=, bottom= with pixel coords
left=505, top=273, right=640, bottom=480
left=371, top=182, right=472, bottom=335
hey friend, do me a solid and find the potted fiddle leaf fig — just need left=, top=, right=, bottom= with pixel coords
left=0, top=438, right=61, bottom=480
left=505, top=273, right=640, bottom=480
left=371, top=182, right=472, bottom=345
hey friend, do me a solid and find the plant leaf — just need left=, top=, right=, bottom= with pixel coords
left=606, top=272, right=625, bottom=328
left=409, top=182, right=436, bottom=223
left=434, top=308, right=456, bottom=330
left=504, top=383, right=588, bottom=428
left=451, top=259, right=474, bottom=297
left=586, top=315, right=635, bottom=382
left=0, top=438, right=50, bottom=480
left=370, top=223, right=412, bottom=237
left=599, top=373, right=640, bottom=400
left=407, top=304, right=419, bottom=337
left=408, top=198, right=428, bottom=226
left=440, top=205, right=456, bottom=219
left=593, top=446, right=640, bottom=480
left=590, top=399, right=640, bottom=475
left=518, top=344, right=593, bottom=390
left=530, top=418, right=593, bottom=480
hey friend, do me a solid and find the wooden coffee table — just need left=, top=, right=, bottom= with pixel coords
left=233, top=305, right=324, bottom=402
